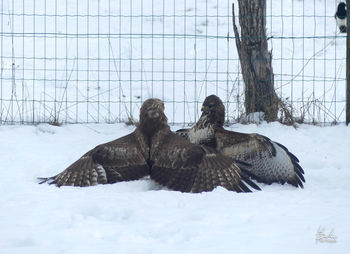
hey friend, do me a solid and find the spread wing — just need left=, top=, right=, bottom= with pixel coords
left=216, top=129, right=305, bottom=188
left=38, top=131, right=150, bottom=187
left=150, top=132, right=260, bottom=193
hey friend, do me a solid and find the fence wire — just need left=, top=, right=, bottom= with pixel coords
left=0, top=0, right=346, bottom=125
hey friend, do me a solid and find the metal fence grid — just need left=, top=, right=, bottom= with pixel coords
left=0, top=0, right=346, bottom=125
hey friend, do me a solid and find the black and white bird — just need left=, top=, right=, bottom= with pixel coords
left=335, top=2, right=347, bottom=33
left=176, top=95, right=305, bottom=188
left=39, top=98, right=260, bottom=193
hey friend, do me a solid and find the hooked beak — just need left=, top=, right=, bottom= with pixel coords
left=147, top=108, right=160, bottom=119
left=201, top=105, right=205, bottom=112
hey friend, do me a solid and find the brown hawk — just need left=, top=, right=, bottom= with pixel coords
left=176, top=95, right=305, bottom=188
left=39, top=98, right=260, bottom=193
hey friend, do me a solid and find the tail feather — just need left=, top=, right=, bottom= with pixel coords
left=37, top=176, right=56, bottom=185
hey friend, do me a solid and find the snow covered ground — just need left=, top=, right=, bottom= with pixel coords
left=0, top=122, right=349, bottom=253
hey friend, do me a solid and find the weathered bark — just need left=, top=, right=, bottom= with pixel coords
left=232, top=1, right=278, bottom=122
left=346, top=0, right=350, bottom=125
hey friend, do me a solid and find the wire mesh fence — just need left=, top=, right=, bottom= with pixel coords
left=0, top=0, right=347, bottom=125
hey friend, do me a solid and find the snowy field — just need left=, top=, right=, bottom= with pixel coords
left=0, top=122, right=349, bottom=253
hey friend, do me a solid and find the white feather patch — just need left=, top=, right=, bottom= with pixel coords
left=188, top=126, right=214, bottom=144
left=96, top=164, right=107, bottom=183
left=336, top=16, right=347, bottom=27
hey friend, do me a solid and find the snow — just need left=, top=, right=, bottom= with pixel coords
left=0, top=122, right=349, bottom=253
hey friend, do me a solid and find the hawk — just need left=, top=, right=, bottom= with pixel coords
left=39, top=98, right=260, bottom=193
left=176, top=95, right=305, bottom=188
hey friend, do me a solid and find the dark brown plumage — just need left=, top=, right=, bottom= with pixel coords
left=143, top=99, right=260, bottom=193
left=176, top=95, right=305, bottom=188
left=40, top=98, right=260, bottom=193
left=38, top=100, right=156, bottom=187
left=38, top=129, right=150, bottom=187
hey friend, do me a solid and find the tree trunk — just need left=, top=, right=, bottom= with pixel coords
left=232, top=1, right=278, bottom=122
left=346, top=0, right=350, bottom=125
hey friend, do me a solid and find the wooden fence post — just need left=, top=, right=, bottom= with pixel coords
left=346, top=0, right=350, bottom=125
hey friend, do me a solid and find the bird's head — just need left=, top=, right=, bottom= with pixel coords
left=200, top=95, right=225, bottom=127
left=337, top=2, right=347, bottom=17
left=139, top=98, right=168, bottom=136
left=338, top=2, right=346, bottom=11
